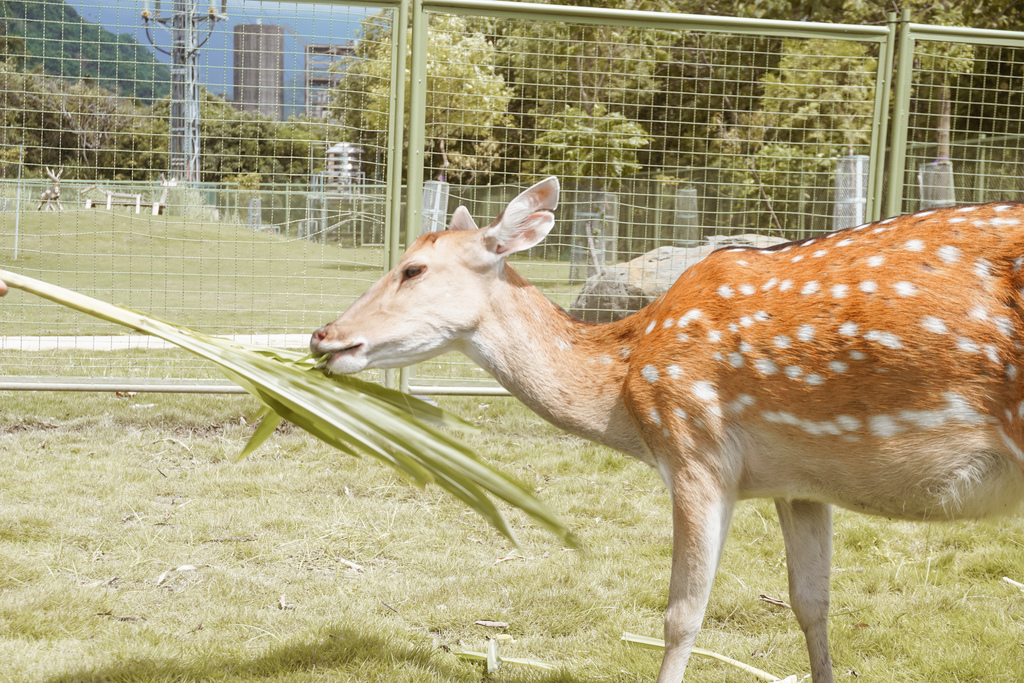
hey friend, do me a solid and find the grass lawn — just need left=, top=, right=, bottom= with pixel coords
left=0, top=210, right=582, bottom=386
left=4, top=390, right=1024, bottom=681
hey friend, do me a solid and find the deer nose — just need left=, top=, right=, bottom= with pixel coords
left=310, top=326, right=330, bottom=353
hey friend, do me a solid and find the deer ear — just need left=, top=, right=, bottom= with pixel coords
left=482, top=177, right=559, bottom=256
left=449, top=205, right=478, bottom=232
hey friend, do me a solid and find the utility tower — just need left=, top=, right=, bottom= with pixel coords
left=142, top=0, right=227, bottom=182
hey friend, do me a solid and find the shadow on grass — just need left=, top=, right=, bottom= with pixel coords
left=42, top=625, right=585, bottom=683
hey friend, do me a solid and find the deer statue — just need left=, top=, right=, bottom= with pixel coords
left=310, top=177, right=1024, bottom=682
left=37, top=167, right=63, bottom=211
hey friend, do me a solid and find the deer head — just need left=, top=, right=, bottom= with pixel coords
left=311, top=177, right=560, bottom=374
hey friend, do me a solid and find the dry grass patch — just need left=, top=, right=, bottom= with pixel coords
left=3, top=391, right=1024, bottom=681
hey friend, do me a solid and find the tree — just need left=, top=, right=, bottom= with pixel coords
left=330, top=12, right=513, bottom=184
left=533, top=104, right=651, bottom=188
left=710, top=37, right=878, bottom=231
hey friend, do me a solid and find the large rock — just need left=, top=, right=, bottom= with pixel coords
left=569, top=233, right=789, bottom=323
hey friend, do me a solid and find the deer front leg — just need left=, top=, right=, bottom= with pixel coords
left=775, top=498, right=834, bottom=683
left=657, top=477, right=735, bottom=682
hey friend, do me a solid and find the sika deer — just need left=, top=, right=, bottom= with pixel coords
left=311, top=177, right=1024, bottom=682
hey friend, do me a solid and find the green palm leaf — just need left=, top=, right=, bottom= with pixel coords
left=0, top=269, right=578, bottom=548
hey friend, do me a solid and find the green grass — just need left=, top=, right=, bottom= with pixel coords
left=4, top=391, right=1024, bottom=681
left=0, top=210, right=581, bottom=386
left=0, top=211, right=581, bottom=337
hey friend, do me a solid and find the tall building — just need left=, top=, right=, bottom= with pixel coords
left=233, top=23, right=285, bottom=120
left=306, top=43, right=355, bottom=118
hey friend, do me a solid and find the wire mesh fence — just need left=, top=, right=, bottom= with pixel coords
left=1, top=1, right=1023, bottom=393
left=403, top=6, right=889, bottom=390
left=894, top=36, right=1024, bottom=213
left=0, top=0, right=393, bottom=388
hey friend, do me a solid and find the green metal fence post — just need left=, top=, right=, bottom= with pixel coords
left=384, top=0, right=411, bottom=391
left=399, top=0, right=430, bottom=393
left=868, top=13, right=898, bottom=222
left=886, top=8, right=915, bottom=218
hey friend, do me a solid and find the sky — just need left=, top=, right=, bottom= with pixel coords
left=64, top=0, right=368, bottom=104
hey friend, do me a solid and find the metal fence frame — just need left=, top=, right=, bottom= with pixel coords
left=3, top=2, right=1024, bottom=394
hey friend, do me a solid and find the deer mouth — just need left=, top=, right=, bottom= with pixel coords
left=314, top=341, right=368, bottom=375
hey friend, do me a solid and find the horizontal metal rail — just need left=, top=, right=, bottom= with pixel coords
left=428, top=0, right=890, bottom=41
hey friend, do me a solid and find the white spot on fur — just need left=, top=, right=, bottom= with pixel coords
left=728, top=352, right=745, bottom=368
left=881, top=217, right=897, bottom=224
left=994, top=317, right=1014, bottom=337
left=992, top=217, right=1021, bottom=227
left=667, top=365, right=683, bottom=379
left=829, top=361, right=848, bottom=373
left=649, top=408, right=662, bottom=427
left=663, top=318, right=675, bottom=328
left=838, top=322, right=859, bottom=337
left=805, top=373, right=824, bottom=386
left=995, top=205, right=1013, bottom=211
left=717, top=285, right=734, bottom=298
left=739, top=284, right=756, bottom=295
left=836, top=415, right=861, bottom=431
left=831, top=284, right=848, bottom=298
left=922, top=316, right=949, bottom=334
left=867, top=255, right=885, bottom=267
left=894, top=281, right=917, bottom=296
left=957, top=337, right=980, bottom=354
left=985, top=345, right=1001, bottom=364
left=797, top=325, right=816, bottom=342
left=645, top=321, right=657, bottom=335
left=864, top=330, right=903, bottom=349
left=957, top=205, right=979, bottom=212
left=642, top=365, right=659, bottom=383
left=905, top=239, right=925, bottom=252
left=673, top=408, right=688, bottom=421
left=937, top=245, right=960, bottom=263
left=708, top=330, right=722, bottom=343
left=850, top=350, right=867, bottom=360
left=762, top=278, right=778, bottom=291
left=1000, top=428, right=1024, bottom=463
left=969, top=306, right=988, bottom=321
left=784, top=365, right=803, bottom=379
left=678, top=309, right=702, bottom=327
left=792, top=255, right=804, bottom=263
left=975, top=259, right=992, bottom=278
left=677, top=333, right=690, bottom=342
left=813, top=250, right=828, bottom=258
left=801, top=281, right=820, bottom=295
left=774, top=335, right=792, bottom=349
left=740, top=316, right=754, bottom=327
left=728, top=323, right=740, bottom=333
left=837, top=238, right=854, bottom=247
left=779, top=280, right=794, bottom=292
left=869, top=414, right=903, bottom=438
left=692, top=381, right=718, bottom=403
left=754, top=310, right=770, bottom=322
left=754, top=358, right=779, bottom=375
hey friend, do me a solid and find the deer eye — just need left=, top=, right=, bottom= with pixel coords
left=402, top=264, right=425, bottom=282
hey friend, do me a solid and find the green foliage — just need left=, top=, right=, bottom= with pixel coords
left=1, top=0, right=171, bottom=102
left=533, top=104, right=651, bottom=186
left=711, top=37, right=877, bottom=231
left=331, top=12, right=513, bottom=184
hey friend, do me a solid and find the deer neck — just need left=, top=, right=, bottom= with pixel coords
left=463, top=265, right=649, bottom=460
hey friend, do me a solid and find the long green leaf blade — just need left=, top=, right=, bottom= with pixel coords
left=0, top=269, right=577, bottom=548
